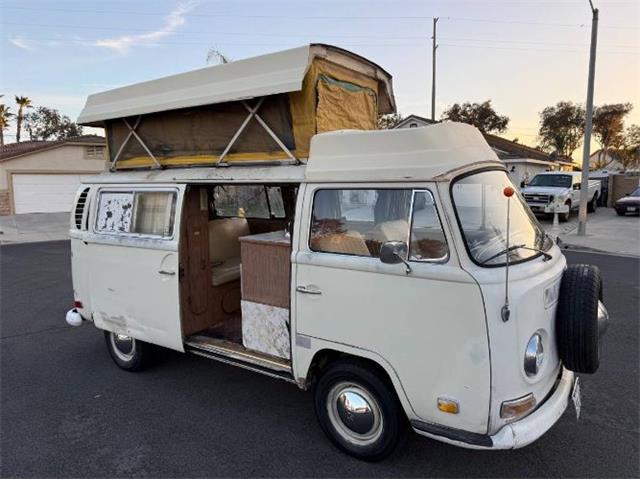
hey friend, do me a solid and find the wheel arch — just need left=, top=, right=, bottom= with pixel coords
left=296, top=344, right=417, bottom=420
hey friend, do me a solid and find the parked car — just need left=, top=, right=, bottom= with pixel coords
left=614, top=186, right=640, bottom=216
left=522, top=172, right=601, bottom=222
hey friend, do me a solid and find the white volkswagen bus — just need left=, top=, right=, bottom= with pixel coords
left=66, top=46, right=607, bottom=460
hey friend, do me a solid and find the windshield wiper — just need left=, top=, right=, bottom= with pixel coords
left=480, top=243, right=552, bottom=265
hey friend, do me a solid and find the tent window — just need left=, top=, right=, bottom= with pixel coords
left=316, top=74, right=377, bottom=133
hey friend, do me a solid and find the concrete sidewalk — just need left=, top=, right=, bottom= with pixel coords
left=542, top=208, right=640, bottom=257
left=0, top=213, right=70, bottom=244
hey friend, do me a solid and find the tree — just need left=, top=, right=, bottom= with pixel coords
left=24, top=106, right=83, bottom=141
left=592, top=103, right=633, bottom=169
left=617, top=124, right=640, bottom=171
left=0, top=104, right=14, bottom=147
left=441, top=100, right=509, bottom=134
left=537, top=101, right=585, bottom=159
left=14, top=95, right=32, bottom=143
left=377, top=113, right=404, bottom=129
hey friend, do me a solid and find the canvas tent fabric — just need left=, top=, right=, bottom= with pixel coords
left=78, top=44, right=395, bottom=169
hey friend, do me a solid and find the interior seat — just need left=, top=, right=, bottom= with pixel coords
left=311, top=230, right=371, bottom=256
left=208, top=218, right=250, bottom=286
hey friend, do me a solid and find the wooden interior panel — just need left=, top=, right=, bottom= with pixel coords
left=180, top=187, right=215, bottom=336
left=240, top=232, right=292, bottom=308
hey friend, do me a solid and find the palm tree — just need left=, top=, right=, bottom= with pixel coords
left=14, top=95, right=32, bottom=143
left=0, top=104, right=14, bottom=147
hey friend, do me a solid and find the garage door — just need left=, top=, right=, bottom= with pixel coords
left=12, top=174, right=94, bottom=214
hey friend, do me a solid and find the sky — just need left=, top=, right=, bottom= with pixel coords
left=1, top=0, right=638, bottom=160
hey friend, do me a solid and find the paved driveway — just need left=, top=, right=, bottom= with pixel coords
left=1, top=241, right=638, bottom=478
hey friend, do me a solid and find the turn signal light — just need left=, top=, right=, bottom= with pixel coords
left=437, top=398, right=460, bottom=414
left=500, top=393, right=536, bottom=420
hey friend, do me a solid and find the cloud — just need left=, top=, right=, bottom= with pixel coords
left=93, top=1, right=197, bottom=54
left=9, top=37, right=35, bottom=51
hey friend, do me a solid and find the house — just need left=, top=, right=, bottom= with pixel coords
left=394, top=114, right=568, bottom=186
left=0, top=135, right=107, bottom=215
left=589, top=149, right=624, bottom=171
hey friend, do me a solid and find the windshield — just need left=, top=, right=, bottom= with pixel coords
left=630, top=187, right=640, bottom=197
left=527, top=174, right=572, bottom=188
left=452, top=170, right=550, bottom=266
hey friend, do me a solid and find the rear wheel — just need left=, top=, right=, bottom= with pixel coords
left=314, top=361, right=406, bottom=461
left=587, top=193, right=598, bottom=213
left=104, top=331, right=152, bottom=371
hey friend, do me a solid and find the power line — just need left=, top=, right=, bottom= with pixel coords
left=0, top=6, right=637, bottom=29
left=2, top=22, right=637, bottom=49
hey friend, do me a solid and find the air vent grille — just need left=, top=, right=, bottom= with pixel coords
left=74, top=188, right=90, bottom=229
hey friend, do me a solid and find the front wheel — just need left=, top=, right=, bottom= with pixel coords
left=314, top=361, right=406, bottom=461
left=104, top=331, right=152, bottom=371
left=587, top=194, right=598, bottom=213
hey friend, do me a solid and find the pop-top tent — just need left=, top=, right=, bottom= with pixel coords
left=78, top=44, right=395, bottom=170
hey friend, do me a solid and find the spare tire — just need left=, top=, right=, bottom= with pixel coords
left=556, top=264, right=603, bottom=374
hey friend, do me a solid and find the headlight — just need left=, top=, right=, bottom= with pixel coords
left=524, top=333, right=544, bottom=376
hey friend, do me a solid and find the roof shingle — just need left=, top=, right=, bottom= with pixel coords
left=0, top=135, right=105, bottom=161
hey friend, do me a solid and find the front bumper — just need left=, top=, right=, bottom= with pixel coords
left=413, top=367, right=575, bottom=450
left=490, top=367, right=574, bottom=449
left=527, top=203, right=570, bottom=214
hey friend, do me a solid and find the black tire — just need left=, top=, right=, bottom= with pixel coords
left=556, top=264, right=602, bottom=374
left=560, top=201, right=571, bottom=222
left=587, top=194, right=598, bottom=213
left=616, top=209, right=626, bottom=216
left=313, top=361, right=406, bottom=461
left=104, top=330, right=152, bottom=371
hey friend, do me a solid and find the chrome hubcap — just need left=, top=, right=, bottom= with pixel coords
left=327, top=382, right=383, bottom=446
left=110, top=332, right=136, bottom=362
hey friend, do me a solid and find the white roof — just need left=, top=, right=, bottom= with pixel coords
left=84, top=123, right=503, bottom=185
left=305, top=122, right=502, bottom=182
left=77, top=44, right=394, bottom=126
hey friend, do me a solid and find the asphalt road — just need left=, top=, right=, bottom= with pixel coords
left=1, top=241, right=638, bottom=478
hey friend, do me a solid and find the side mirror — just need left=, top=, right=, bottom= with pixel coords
left=380, top=241, right=412, bottom=274
left=573, top=183, right=581, bottom=190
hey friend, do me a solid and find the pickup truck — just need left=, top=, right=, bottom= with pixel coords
left=522, top=172, right=601, bottom=222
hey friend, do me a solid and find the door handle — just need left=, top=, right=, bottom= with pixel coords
left=296, top=285, right=322, bottom=295
left=158, top=269, right=176, bottom=276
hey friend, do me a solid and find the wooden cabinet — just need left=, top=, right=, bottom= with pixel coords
left=240, top=231, right=291, bottom=309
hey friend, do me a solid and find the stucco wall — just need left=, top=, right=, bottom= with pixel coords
left=0, top=144, right=107, bottom=190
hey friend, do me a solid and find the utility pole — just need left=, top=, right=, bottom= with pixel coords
left=578, top=0, right=598, bottom=236
left=431, top=17, right=439, bottom=121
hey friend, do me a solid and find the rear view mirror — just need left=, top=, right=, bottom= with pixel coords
left=380, top=241, right=412, bottom=274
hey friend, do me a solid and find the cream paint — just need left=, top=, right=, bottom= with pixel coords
left=292, top=182, right=491, bottom=434
left=82, top=184, right=185, bottom=352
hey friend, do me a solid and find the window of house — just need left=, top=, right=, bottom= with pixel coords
left=96, top=190, right=176, bottom=237
left=85, top=145, right=106, bottom=159
left=309, top=188, right=448, bottom=261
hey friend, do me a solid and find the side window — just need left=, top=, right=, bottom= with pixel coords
left=212, top=185, right=271, bottom=218
left=132, top=192, right=176, bottom=236
left=309, top=189, right=412, bottom=257
left=409, top=191, right=448, bottom=261
left=96, top=190, right=176, bottom=237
